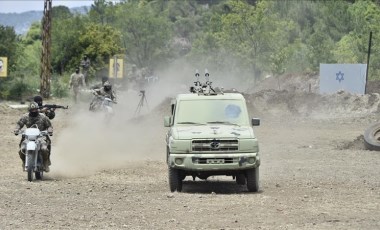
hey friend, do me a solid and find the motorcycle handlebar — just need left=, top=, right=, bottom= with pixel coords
left=14, top=130, right=52, bottom=136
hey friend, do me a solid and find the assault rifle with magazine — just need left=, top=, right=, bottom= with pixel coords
left=39, top=104, right=68, bottom=120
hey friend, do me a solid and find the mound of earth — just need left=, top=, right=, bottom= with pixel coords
left=245, top=90, right=380, bottom=119
left=241, top=73, right=380, bottom=119
left=250, top=72, right=320, bottom=93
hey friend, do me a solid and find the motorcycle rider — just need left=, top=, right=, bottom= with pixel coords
left=14, top=102, right=53, bottom=172
left=89, top=81, right=117, bottom=111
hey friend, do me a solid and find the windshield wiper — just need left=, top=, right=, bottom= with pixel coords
left=207, top=121, right=239, bottom=126
left=177, top=122, right=205, bottom=125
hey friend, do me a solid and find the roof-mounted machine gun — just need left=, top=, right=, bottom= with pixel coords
left=190, top=69, right=220, bottom=95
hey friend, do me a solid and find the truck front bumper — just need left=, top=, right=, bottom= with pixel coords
left=168, top=153, right=260, bottom=171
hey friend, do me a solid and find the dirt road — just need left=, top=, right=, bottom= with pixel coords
left=0, top=92, right=379, bottom=229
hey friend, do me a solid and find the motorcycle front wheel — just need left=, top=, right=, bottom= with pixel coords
left=26, top=151, right=35, bottom=182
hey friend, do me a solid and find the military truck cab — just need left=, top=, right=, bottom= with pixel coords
left=164, top=71, right=260, bottom=192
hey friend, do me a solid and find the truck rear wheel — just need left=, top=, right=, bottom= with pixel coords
left=246, top=167, right=259, bottom=192
left=168, top=167, right=182, bottom=192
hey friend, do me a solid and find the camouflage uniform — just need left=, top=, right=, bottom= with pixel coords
left=14, top=112, right=53, bottom=170
left=69, top=69, right=86, bottom=103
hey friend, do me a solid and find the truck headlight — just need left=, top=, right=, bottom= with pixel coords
left=239, top=139, right=259, bottom=152
left=168, top=137, right=191, bottom=153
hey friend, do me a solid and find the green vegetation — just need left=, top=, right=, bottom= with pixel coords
left=1, top=0, right=380, bottom=99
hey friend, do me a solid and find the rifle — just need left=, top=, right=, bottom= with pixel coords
left=40, top=104, right=69, bottom=110
left=39, top=104, right=68, bottom=120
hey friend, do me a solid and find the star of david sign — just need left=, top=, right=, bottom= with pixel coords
left=336, top=71, right=344, bottom=83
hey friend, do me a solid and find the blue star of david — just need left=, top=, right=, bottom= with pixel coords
left=336, top=71, right=344, bottom=83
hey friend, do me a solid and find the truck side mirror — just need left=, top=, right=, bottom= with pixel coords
left=164, top=116, right=172, bottom=127
left=251, top=118, right=260, bottom=126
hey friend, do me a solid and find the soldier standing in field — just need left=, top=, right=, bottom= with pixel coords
left=69, top=67, right=86, bottom=103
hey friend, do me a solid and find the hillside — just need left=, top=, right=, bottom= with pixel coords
left=0, top=11, right=43, bottom=34
left=0, top=6, right=89, bottom=34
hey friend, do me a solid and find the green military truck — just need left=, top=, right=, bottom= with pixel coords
left=164, top=71, right=260, bottom=192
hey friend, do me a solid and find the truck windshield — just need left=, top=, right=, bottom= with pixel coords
left=175, top=99, right=249, bottom=126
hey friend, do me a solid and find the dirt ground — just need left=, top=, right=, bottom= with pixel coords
left=0, top=76, right=379, bottom=229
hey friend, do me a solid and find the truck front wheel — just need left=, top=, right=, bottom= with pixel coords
left=246, top=167, right=259, bottom=192
left=168, top=167, right=183, bottom=192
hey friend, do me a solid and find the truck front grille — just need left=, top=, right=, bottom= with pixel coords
left=192, top=139, right=238, bottom=152
left=193, top=157, right=238, bottom=164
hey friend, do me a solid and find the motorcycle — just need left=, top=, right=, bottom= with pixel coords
left=18, top=124, right=50, bottom=181
left=90, top=94, right=116, bottom=122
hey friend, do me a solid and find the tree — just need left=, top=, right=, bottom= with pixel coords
left=51, top=15, right=86, bottom=74
left=321, top=1, right=380, bottom=79
left=114, top=2, right=171, bottom=68
left=89, top=0, right=117, bottom=25
left=52, top=5, right=72, bottom=20
left=79, top=23, right=123, bottom=65
left=17, top=25, right=42, bottom=79
left=193, top=1, right=292, bottom=79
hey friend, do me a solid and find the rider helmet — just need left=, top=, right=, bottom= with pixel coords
left=103, top=81, right=112, bottom=91
left=28, top=102, right=39, bottom=117
left=29, top=102, right=39, bottom=111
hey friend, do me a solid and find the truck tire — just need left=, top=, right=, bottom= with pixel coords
left=364, top=122, right=380, bottom=151
left=236, top=174, right=246, bottom=185
left=168, top=167, right=182, bottom=192
left=246, top=167, right=259, bottom=192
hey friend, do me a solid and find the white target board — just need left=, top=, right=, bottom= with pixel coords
left=320, top=64, right=367, bottom=94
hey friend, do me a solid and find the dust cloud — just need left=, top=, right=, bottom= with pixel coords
left=49, top=59, right=269, bottom=178
left=51, top=91, right=162, bottom=177
left=50, top=61, right=208, bottom=178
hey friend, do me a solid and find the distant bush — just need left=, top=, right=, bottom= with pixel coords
left=51, top=76, right=69, bottom=98
left=0, top=76, right=34, bottom=101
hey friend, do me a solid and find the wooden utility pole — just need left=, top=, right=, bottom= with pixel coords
left=40, top=0, right=52, bottom=98
left=365, top=31, right=372, bottom=95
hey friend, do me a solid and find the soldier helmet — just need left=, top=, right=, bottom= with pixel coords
left=29, top=102, right=39, bottom=111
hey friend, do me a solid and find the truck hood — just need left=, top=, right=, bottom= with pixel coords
left=172, top=125, right=255, bottom=139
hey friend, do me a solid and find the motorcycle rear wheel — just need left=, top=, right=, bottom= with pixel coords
left=35, top=171, right=43, bottom=180
left=35, top=155, right=44, bottom=180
